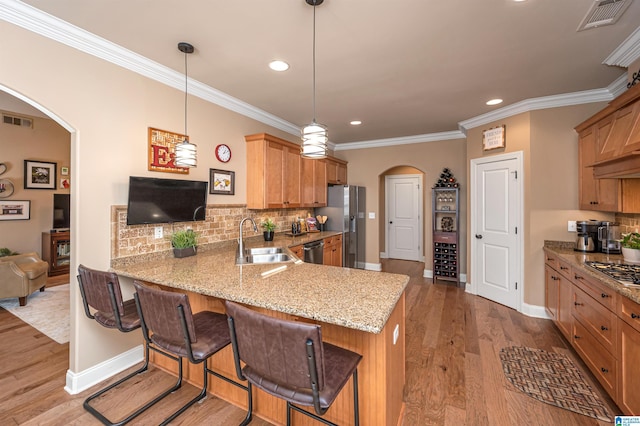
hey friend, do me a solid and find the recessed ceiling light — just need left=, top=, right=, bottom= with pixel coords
left=350, top=120, right=362, bottom=126
left=486, top=99, right=503, bottom=106
left=269, top=60, right=289, bottom=71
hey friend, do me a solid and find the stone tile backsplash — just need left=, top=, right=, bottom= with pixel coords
left=111, top=204, right=313, bottom=260
left=615, top=213, right=640, bottom=234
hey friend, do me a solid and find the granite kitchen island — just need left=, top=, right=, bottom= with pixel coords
left=111, top=236, right=409, bottom=426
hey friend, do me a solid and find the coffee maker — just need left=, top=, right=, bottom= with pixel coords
left=598, top=221, right=622, bottom=254
left=575, top=220, right=602, bottom=252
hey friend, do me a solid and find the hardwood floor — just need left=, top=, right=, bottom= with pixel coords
left=0, top=260, right=620, bottom=425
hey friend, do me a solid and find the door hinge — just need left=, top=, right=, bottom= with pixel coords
left=515, top=226, right=518, bottom=234
left=417, top=183, right=420, bottom=190
left=515, top=282, right=518, bottom=290
left=511, top=170, right=518, bottom=179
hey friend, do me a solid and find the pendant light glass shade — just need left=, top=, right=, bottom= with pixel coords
left=175, top=42, right=197, bottom=168
left=301, top=0, right=327, bottom=159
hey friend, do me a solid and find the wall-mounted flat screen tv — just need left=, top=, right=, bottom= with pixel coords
left=126, top=176, right=207, bottom=225
left=53, top=193, right=70, bottom=230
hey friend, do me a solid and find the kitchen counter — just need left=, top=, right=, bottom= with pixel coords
left=544, top=240, right=640, bottom=304
left=111, top=231, right=408, bottom=334
left=110, top=231, right=408, bottom=425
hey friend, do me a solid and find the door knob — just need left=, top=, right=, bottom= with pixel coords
left=475, top=234, right=483, bottom=239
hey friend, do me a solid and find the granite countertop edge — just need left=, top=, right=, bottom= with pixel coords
left=543, top=240, right=640, bottom=305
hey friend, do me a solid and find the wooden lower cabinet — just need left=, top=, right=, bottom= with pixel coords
left=289, top=244, right=304, bottom=260
left=618, top=319, right=640, bottom=414
left=544, top=265, right=559, bottom=321
left=323, top=234, right=343, bottom=267
left=572, top=319, right=618, bottom=398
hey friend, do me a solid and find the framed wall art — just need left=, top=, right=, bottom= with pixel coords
left=148, top=127, right=189, bottom=174
left=24, top=160, right=56, bottom=189
left=482, top=125, right=506, bottom=151
left=0, top=200, right=30, bottom=220
left=210, top=169, right=235, bottom=195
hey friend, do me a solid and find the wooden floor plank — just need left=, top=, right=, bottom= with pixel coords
left=0, top=259, right=621, bottom=425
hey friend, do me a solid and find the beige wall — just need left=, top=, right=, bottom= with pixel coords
left=338, top=139, right=467, bottom=270
left=0, top=114, right=70, bottom=253
left=0, top=22, right=296, bottom=374
left=465, top=103, right=614, bottom=307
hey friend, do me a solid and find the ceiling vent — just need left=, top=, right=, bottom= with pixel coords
left=577, top=0, right=633, bottom=31
left=2, top=113, right=33, bottom=128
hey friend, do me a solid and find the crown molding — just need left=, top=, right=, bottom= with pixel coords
left=333, top=131, right=465, bottom=151
left=0, top=0, right=301, bottom=138
left=604, top=25, right=640, bottom=67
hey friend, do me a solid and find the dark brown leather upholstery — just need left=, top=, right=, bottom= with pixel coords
left=133, top=282, right=230, bottom=362
left=225, top=301, right=362, bottom=425
left=77, top=264, right=140, bottom=332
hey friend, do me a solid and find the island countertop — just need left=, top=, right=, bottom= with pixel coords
left=111, top=234, right=409, bottom=334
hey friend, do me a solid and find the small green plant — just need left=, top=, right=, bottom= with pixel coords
left=0, top=247, right=19, bottom=257
left=170, top=229, right=198, bottom=249
left=260, top=217, right=277, bottom=232
left=621, top=232, right=640, bottom=250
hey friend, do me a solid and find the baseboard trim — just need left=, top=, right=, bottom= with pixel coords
left=365, top=262, right=382, bottom=271
left=521, top=302, right=551, bottom=319
left=64, top=345, right=144, bottom=395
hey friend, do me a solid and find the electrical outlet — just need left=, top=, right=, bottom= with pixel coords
left=393, top=324, right=399, bottom=345
left=154, top=226, right=163, bottom=239
left=369, top=212, right=376, bottom=219
left=568, top=220, right=577, bottom=232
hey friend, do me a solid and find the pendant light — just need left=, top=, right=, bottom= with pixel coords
left=174, top=42, right=197, bottom=168
left=301, top=0, right=328, bottom=159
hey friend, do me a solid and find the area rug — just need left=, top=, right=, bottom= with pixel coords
left=0, top=284, right=69, bottom=344
left=499, top=346, right=611, bottom=422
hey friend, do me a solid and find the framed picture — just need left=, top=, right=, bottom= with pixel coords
left=24, top=160, right=56, bottom=189
left=209, top=169, right=235, bottom=195
left=0, top=200, right=30, bottom=220
left=61, top=166, right=69, bottom=176
left=60, top=178, right=70, bottom=189
left=148, top=127, right=189, bottom=174
left=482, top=125, right=506, bottom=151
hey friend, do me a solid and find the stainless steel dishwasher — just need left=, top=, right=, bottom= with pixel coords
left=303, top=240, right=324, bottom=264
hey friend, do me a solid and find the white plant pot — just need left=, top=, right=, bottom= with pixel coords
left=622, top=247, right=640, bottom=264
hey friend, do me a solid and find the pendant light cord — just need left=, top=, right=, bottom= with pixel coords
left=312, top=2, right=317, bottom=123
left=184, top=50, right=188, bottom=136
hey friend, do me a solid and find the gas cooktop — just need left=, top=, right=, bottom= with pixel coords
left=585, top=261, right=640, bottom=287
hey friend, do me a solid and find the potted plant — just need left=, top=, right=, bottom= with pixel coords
left=0, top=248, right=19, bottom=257
left=622, top=232, right=640, bottom=264
left=260, top=217, right=277, bottom=241
left=170, top=229, right=198, bottom=258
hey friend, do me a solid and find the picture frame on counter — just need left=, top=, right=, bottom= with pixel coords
left=0, top=200, right=30, bottom=220
left=482, top=125, right=506, bottom=151
left=24, top=160, right=56, bottom=189
left=210, top=168, right=235, bottom=195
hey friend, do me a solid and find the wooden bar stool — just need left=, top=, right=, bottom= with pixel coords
left=77, top=264, right=178, bottom=426
left=133, top=282, right=250, bottom=426
left=225, top=300, right=362, bottom=426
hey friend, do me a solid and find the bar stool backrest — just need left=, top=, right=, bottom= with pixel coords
left=78, top=264, right=125, bottom=316
left=226, top=301, right=326, bottom=391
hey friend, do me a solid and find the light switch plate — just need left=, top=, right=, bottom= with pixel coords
left=568, top=221, right=577, bottom=232
left=154, top=226, right=163, bottom=239
left=368, top=212, right=376, bottom=219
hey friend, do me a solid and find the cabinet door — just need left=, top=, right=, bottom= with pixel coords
left=594, top=114, right=616, bottom=163
left=557, top=275, right=573, bottom=341
left=578, top=128, right=620, bottom=212
left=301, top=158, right=327, bottom=207
left=284, top=145, right=301, bottom=207
left=337, top=163, right=347, bottom=185
left=621, top=101, right=640, bottom=156
left=290, top=244, right=304, bottom=260
left=609, top=103, right=640, bottom=157
left=265, top=141, right=285, bottom=208
left=618, top=319, right=640, bottom=414
left=544, top=265, right=559, bottom=320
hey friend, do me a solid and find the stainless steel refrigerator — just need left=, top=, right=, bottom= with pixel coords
left=316, top=185, right=366, bottom=269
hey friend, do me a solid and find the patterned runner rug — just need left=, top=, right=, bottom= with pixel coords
left=499, top=346, right=611, bottom=422
left=0, top=284, right=69, bottom=344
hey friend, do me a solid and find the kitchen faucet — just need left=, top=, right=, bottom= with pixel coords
left=238, top=217, right=258, bottom=256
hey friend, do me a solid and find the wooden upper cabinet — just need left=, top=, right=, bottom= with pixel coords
left=578, top=127, right=620, bottom=212
left=326, top=157, right=348, bottom=185
left=301, top=157, right=327, bottom=207
left=619, top=101, right=640, bottom=156
left=594, top=114, right=616, bottom=163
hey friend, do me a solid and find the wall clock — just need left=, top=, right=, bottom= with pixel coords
left=215, top=144, right=232, bottom=163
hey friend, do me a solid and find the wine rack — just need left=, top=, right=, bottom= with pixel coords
left=432, top=168, right=460, bottom=285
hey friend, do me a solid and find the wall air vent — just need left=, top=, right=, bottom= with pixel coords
left=2, top=113, right=33, bottom=128
left=577, top=0, right=633, bottom=31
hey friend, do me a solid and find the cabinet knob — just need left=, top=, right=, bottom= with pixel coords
left=574, top=335, right=581, bottom=339
left=601, top=293, right=609, bottom=298
left=574, top=302, right=583, bottom=306
left=601, top=367, right=609, bottom=373
left=632, top=313, right=639, bottom=319
left=560, top=266, right=568, bottom=270
left=574, top=274, right=583, bottom=280
left=601, top=326, right=608, bottom=331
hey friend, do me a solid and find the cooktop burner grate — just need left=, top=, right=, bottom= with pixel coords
left=585, top=261, right=640, bottom=286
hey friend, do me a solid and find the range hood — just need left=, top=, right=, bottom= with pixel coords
left=576, top=83, right=640, bottom=178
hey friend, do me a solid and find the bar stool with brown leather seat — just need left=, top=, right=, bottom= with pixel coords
left=225, top=300, right=362, bottom=426
left=133, top=281, right=251, bottom=426
left=77, top=264, right=179, bottom=426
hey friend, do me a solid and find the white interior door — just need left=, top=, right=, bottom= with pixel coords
left=386, top=175, right=422, bottom=261
left=471, top=153, right=522, bottom=311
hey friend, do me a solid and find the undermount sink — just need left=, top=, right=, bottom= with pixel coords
left=236, top=247, right=292, bottom=265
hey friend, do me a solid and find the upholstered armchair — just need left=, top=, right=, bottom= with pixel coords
left=0, top=252, right=49, bottom=306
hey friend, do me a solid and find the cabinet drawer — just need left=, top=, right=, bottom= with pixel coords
left=572, top=268, right=617, bottom=312
left=618, top=296, right=640, bottom=333
left=544, top=251, right=559, bottom=270
left=572, top=320, right=617, bottom=398
left=572, top=285, right=617, bottom=353
left=557, top=258, right=572, bottom=280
